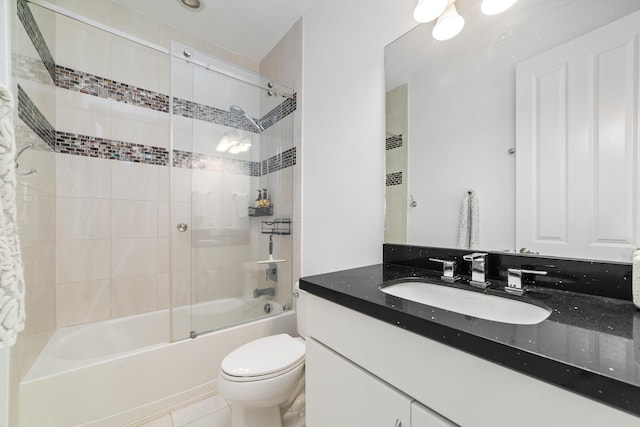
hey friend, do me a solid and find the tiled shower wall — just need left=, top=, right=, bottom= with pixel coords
left=10, top=0, right=300, bottom=423
left=260, top=19, right=303, bottom=291
left=19, top=0, right=297, bottom=328
left=10, top=0, right=57, bottom=423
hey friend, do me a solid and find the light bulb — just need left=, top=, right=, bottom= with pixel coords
left=432, top=2, right=464, bottom=41
left=481, top=0, right=518, bottom=15
left=413, top=0, right=448, bottom=23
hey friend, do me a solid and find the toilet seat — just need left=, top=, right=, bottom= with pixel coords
left=220, top=334, right=305, bottom=382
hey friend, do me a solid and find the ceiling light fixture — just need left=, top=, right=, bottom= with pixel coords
left=480, top=0, right=518, bottom=15
left=432, top=1, right=465, bottom=41
left=413, top=0, right=448, bottom=23
left=178, top=0, right=203, bottom=11
left=414, top=0, right=516, bottom=41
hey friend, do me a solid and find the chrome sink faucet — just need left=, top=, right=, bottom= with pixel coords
left=463, top=252, right=490, bottom=289
left=505, top=268, right=547, bottom=295
left=429, top=258, right=459, bottom=283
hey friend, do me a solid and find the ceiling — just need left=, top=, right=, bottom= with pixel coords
left=113, top=0, right=317, bottom=63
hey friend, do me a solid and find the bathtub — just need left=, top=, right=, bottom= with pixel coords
left=20, top=298, right=297, bottom=427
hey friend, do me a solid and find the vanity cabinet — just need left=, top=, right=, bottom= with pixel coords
left=307, top=337, right=455, bottom=427
left=307, top=338, right=411, bottom=426
left=304, top=292, right=638, bottom=427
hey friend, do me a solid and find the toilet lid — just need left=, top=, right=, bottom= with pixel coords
left=221, top=334, right=305, bottom=378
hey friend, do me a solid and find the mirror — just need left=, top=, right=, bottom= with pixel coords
left=385, top=0, right=640, bottom=262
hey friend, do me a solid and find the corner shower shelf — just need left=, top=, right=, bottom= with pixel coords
left=248, top=206, right=273, bottom=217
left=261, top=218, right=291, bottom=235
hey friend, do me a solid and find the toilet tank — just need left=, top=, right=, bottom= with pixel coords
left=294, top=282, right=307, bottom=338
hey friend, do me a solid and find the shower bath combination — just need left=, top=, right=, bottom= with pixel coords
left=230, top=104, right=265, bottom=132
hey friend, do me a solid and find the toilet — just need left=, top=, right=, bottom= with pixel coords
left=217, top=287, right=307, bottom=427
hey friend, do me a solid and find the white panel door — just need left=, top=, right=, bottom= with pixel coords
left=306, top=338, right=411, bottom=427
left=516, top=10, right=640, bottom=261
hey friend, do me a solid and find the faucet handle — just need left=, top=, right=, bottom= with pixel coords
left=505, top=268, right=547, bottom=295
left=429, top=258, right=459, bottom=283
left=462, top=252, right=488, bottom=261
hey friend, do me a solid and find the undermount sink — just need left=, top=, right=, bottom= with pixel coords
left=379, top=280, right=551, bottom=325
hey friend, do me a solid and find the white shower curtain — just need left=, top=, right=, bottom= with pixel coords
left=0, top=85, right=26, bottom=349
left=458, top=190, right=479, bottom=249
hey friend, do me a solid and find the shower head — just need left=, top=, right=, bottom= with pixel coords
left=229, top=105, right=245, bottom=115
left=230, top=104, right=264, bottom=132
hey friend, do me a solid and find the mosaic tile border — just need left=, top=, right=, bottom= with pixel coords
left=18, top=0, right=297, bottom=134
left=173, top=98, right=261, bottom=133
left=19, top=86, right=295, bottom=173
left=262, top=147, right=296, bottom=175
left=386, top=134, right=402, bottom=150
left=16, top=0, right=296, bottom=175
left=173, top=150, right=261, bottom=176
left=17, top=84, right=56, bottom=150
left=386, top=171, right=403, bottom=186
left=17, top=0, right=56, bottom=84
left=56, top=66, right=170, bottom=113
left=259, top=97, right=297, bottom=131
left=56, top=132, right=169, bottom=165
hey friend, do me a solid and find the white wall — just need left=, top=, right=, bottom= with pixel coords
left=301, top=0, right=416, bottom=275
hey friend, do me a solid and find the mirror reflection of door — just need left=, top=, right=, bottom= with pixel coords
left=516, top=10, right=640, bottom=261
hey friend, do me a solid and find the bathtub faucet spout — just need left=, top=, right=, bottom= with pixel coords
left=254, top=287, right=275, bottom=298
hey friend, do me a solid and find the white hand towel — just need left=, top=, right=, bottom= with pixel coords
left=458, top=191, right=479, bottom=249
left=0, top=85, right=26, bottom=349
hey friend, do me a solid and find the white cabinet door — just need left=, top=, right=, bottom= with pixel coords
left=516, top=10, right=640, bottom=261
left=306, top=338, right=411, bottom=427
left=411, top=401, right=457, bottom=427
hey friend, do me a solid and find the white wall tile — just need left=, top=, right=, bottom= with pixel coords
left=111, top=37, right=170, bottom=95
left=56, top=154, right=112, bottom=198
left=158, top=167, right=169, bottom=202
left=55, top=13, right=112, bottom=77
left=157, top=273, right=170, bottom=310
left=111, top=238, right=158, bottom=278
left=57, top=197, right=111, bottom=240
left=172, top=115, right=194, bottom=153
left=158, top=201, right=170, bottom=237
left=23, top=282, right=55, bottom=335
left=111, top=161, right=159, bottom=201
left=56, top=89, right=113, bottom=139
left=110, top=102, right=166, bottom=149
left=17, top=185, right=55, bottom=249
left=171, top=169, right=192, bottom=203
left=56, top=239, right=111, bottom=283
left=110, top=275, right=158, bottom=318
left=17, top=149, right=56, bottom=195
left=55, top=280, right=111, bottom=327
left=158, top=238, right=169, bottom=274
left=112, top=199, right=158, bottom=239
left=171, top=395, right=228, bottom=427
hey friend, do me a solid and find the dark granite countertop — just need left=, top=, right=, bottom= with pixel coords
left=300, top=262, right=640, bottom=418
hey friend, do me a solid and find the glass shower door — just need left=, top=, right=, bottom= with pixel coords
left=169, top=42, right=295, bottom=341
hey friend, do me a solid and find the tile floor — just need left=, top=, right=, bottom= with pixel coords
left=137, top=394, right=306, bottom=427
left=137, top=395, right=231, bottom=427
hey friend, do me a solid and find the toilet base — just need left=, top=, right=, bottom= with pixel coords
left=231, top=404, right=282, bottom=427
